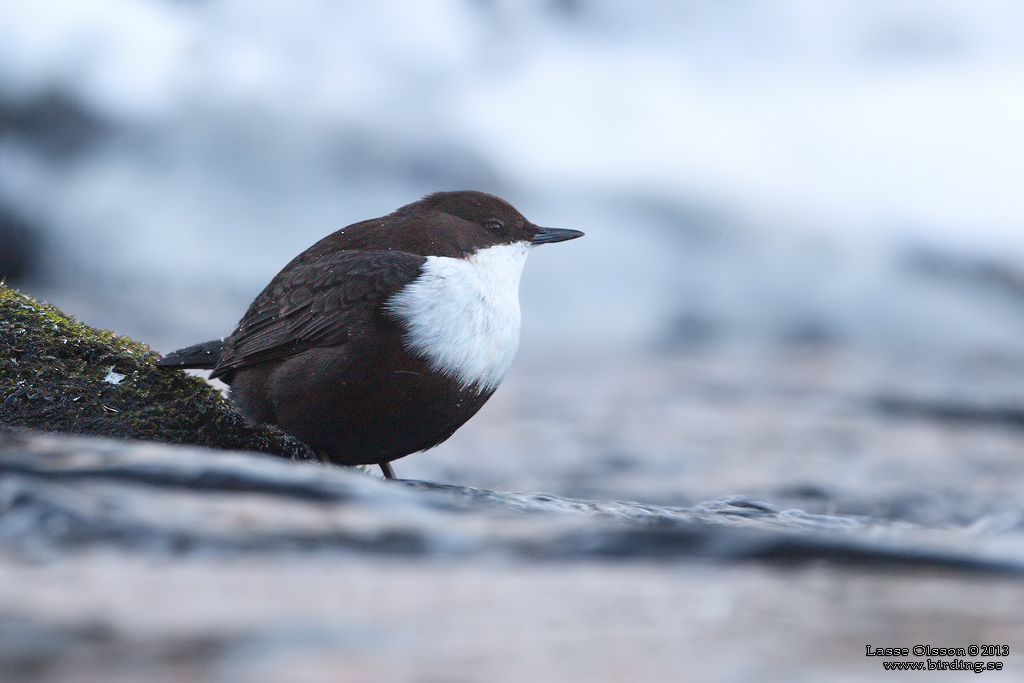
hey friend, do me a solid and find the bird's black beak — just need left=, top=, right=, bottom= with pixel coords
left=531, top=227, right=584, bottom=245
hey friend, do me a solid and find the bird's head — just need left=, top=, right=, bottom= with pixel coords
left=409, top=191, right=584, bottom=255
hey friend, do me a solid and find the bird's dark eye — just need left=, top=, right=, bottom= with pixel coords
left=485, top=218, right=507, bottom=236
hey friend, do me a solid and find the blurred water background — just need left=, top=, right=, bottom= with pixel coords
left=2, top=0, right=1024, bottom=497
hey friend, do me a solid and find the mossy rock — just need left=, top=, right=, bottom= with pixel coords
left=0, top=282, right=315, bottom=460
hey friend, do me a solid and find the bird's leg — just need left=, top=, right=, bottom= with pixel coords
left=379, top=462, right=396, bottom=480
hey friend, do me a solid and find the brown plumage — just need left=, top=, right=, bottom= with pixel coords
left=158, top=191, right=583, bottom=478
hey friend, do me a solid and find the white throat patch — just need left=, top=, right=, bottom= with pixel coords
left=386, top=242, right=530, bottom=393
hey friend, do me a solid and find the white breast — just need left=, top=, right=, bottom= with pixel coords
left=385, top=242, right=531, bottom=393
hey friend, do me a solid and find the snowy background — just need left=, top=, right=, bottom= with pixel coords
left=2, top=0, right=1023, bottom=360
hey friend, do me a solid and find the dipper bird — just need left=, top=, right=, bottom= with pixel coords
left=157, top=191, right=583, bottom=479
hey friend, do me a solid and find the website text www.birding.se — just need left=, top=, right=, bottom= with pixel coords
left=866, top=645, right=1008, bottom=673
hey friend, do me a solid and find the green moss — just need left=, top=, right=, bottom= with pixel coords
left=0, top=283, right=315, bottom=460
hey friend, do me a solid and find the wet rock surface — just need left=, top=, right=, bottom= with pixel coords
left=1, top=431, right=1020, bottom=570
left=1, top=429, right=1023, bottom=681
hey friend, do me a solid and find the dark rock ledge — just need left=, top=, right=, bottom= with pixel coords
left=1, top=430, right=1022, bottom=574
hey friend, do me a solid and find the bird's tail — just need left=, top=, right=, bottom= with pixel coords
left=155, top=339, right=226, bottom=370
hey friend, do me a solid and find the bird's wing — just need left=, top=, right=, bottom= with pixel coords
left=212, top=249, right=425, bottom=376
